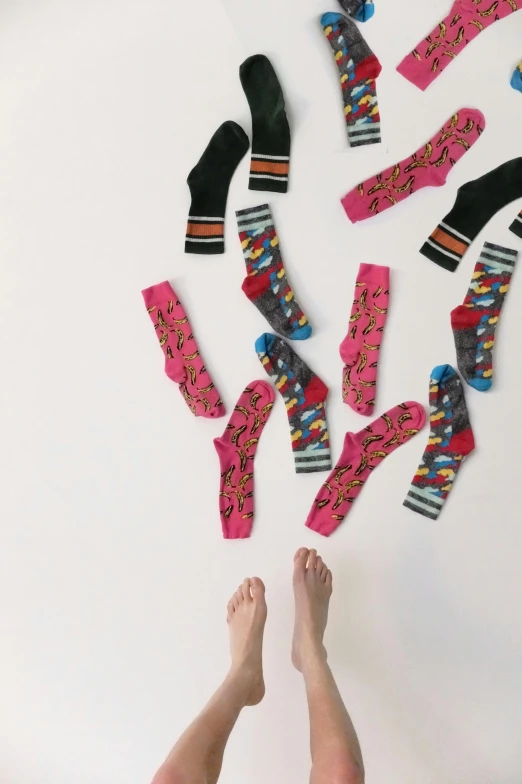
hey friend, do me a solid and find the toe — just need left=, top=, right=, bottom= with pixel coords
left=316, top=556, right=323, bottom=572
left=319, top=565, right=328, bottom=582
left=250, top=577, right=265, bottom=600
left=241, top=578, right=252, bottom=601
left=293, top=548, right=309, bottom=579
left=233, top=590, right=241, bottom=609
left=227, top=599, right=235, bottom=620
left=308, top=549, right=318, bottom=570
left=326, top=570, right=333, bottom=590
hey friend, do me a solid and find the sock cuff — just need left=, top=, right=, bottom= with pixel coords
left=509, top=210, right=522, bottom=239
left=403, top=485, right=446, bottom=520
left=479, top=241, right=518, bottom=272
left=294, top=443, right=332, bottom=474
left=185, top=213, right=225, bottom=254
left=249, top=154, right=290, bottom=193
left=420, top=221, right=472, bottom=272
left=141, top=280, right=177, bottom=309
left=357, top=262, right=390, bottom=286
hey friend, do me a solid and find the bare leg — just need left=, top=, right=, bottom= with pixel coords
left=292, top=549, right=365, bottom=784
left=152, top=577, right=267, bottom=784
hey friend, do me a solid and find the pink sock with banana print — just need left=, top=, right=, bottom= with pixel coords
left=341, top=109, right=485, bottom=223
left=305, top=402, right=426, bottom=537
left=340, top=264, right=389, bottom=416
left=397, top=0, right=521, bottom=92
left=214, top=381, right=275, bottom=539
left=142, top=281, right=225, bottom=419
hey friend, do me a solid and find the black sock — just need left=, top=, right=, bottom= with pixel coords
left=239, top=55, right=291, bottom=194
left=509, top=208, right=522, bottom=239
left=185, top=121, right=249, bottom=255
left=420, top=158, right=522, bottom=272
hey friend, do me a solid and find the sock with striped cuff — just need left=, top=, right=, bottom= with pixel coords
left=509, top=208, right=522, bottom=238
left=451, top=243, right=518, bottom=391
left=214, top=380, right=275, bottom=539
left=339, top=0, right=375, bottom=22
left=340, top=263, right=389, bottom=415
left=397, top=0, right=521, bottom=92
left=404, top=365, right=474, bottom=520
left=341, top=109, right=485, bottom=222
left=240, top=55, right=291, bottom=193
left=236, top=204, right=311, bottom=340
left=142, top=281, right=225, bottom=418
left=511, top=60, right=522, bottom=92
left=306, top=402, right=425, bottom=537
left=321, top=12, right=381, bottom=148
left=256, top=333, right=332, bottom=474
left=420, top=158, right=522, bottom=271
left=185, top=121, right=249, bottom=254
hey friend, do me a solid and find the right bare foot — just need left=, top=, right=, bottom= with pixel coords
left=227, top=577, right=267, bottom=706
left=292, top=548, right=333, bottom=672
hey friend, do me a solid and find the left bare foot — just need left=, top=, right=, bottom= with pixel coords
left=227, top=577, right=267, bottom=706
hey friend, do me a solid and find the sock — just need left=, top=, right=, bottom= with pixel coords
left=240, top=55, right=291, bottom=194
left=321, top=12, right=382, bottom=147
left=255, top=333, right=332, bottom=473
left=341, top=109, right=485, bottom=223
left=236, top=204, right=312, bottom=340
left=339, top=0, right=375, bottom=22
left=142, top=281, right=225, bottom=418
left=420, top=158, right=522, bottom=271
left=340, top=263, right=389, bottom=415
left=214, top=381, right=275, bottom=539
left=185, top=121, right=249, bottom=255
left=510, top=208, right=522, bottom=238
left=404, top=365, right=474, bottom=520
left=397, top=0, right=521, bottom=92
left=451, top=243, right=518, bottom=391
left=511, top=60, right=522, bottom=91
left=306, top=402, right=425, bottom=536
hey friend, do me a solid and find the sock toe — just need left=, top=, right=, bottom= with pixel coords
left=321, top=11, right=343, bottom=26
left=431, top=364, right=456, bottom=385
left=255, top=332, right=276, bottom=355
left=467, top=376, right=492, bottom=392
left=403, top=401, right=427, bottom=430
left=290, top=324, right=312, bottom=340
left=357, top=3, right=375, bottom=21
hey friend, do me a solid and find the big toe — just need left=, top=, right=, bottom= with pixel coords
left=293, top=548, right=309, bottom=578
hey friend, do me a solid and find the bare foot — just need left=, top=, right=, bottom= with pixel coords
left=227, top=577, right=267, bottom=705
left=292, top=548, right=333, bottom=672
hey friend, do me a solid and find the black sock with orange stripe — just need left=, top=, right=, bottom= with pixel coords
left=185, top=121, right=249, bottom=255
left=240, top=55, right=291, bottom=194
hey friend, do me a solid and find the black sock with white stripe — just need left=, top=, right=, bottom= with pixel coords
left=240, top=55, right=291, bottom=194
left=185, top=121, right=249, bottom=255
left=420, top=158, right=522, bottom=272
left=509, top=208, right=522, bottom=239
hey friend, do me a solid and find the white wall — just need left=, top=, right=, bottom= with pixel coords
left=2, top=1, right=522, bottom=782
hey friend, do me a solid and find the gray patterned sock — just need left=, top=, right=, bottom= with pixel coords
left=339, top=0, right=374, bottom=22
left=236, top=205, right=312, bottom=341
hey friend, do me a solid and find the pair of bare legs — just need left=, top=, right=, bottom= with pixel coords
left=151, top=549, right=365, bottom=784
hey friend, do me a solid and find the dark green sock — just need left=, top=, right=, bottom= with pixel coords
left=185, top=121, right=249, bottom=255
left=239, top=55, right=291, bottom=194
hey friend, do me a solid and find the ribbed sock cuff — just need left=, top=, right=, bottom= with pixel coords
left=420, top=221, right=472, bottom=272
left=347, top=121, right=381, bottom=147
left=248, top=153, right=290, bottom=193
left=403, top=485, right=445, bottom=520
left=509, top=212, right=522, bottom=239
left=294, top=447, right=332, bottom=474
left=185, top=216, right=225, bottom=255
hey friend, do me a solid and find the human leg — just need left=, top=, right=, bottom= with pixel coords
left=292, top=549, right=364, bottom=784
left=152, top=577, right=266, bottom=784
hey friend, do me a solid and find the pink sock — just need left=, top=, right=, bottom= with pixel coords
left=214, top=381, right=275, bottom=539
left=340, top=264, right=389, bottom=416
left=397, top=0, right=521, bottom=91
left=142, top=281, right=225, bottom=419
left=341, top=109, right=485, bottom=223
left=305, top=402, right=426, bottom=537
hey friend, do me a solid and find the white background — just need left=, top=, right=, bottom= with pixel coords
left=2, top=1, right=522, bottom=782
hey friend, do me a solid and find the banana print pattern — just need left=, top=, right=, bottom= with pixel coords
left=214, top=381, right=275, bottom=539
left=305, top=402, right=426, bottom=537
left=142, top=281, right=225, bottom=419
left=340, top=264, right=389, bottom=416
left=341, top=109, right=485, bottom=223
left=397, top=0, right=520, bottom=90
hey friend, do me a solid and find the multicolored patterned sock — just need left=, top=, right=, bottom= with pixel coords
left=321, top=12, right=381, bottom=147
left=240, top=55, right=291, bottom=193
left=397, top=0, right=521, bottom=91
left=420, top=158, right=522, bottom=271
left=342, top=109, right=485, bottom=222
left=214, top=381, right=275, bottom=539
left=451, top=243, right=518, bottom=391
left=306, top=402, right=425, bottom=537
left=236, top=205, right=311, bottom=340
left=511, top=60, right=522, bottom=92
left=340, top=263, right=389, bottom=415
left=510, top=208, right=522, bottom=238
left=404, top=365, right=474, bottom=520
left=185, top=121, right=249, bottom=255
left=339, top=0, right=375, bottom=22
left=256, top=333, right=331, bottom=474
left=142, top=281, right=225, bottom=418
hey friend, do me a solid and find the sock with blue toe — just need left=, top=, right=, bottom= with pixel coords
left=511, top=61, right=522, bottom=93
left=237, top=205, right=312, bottom=340
left=451, top=242, right=518, bottom=391
left=339, top=0, right=374, bottom=22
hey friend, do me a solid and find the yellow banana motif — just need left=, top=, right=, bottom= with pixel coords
left=450, top=13, right=462, bottom=25
left=224, top=466, right=235, bottom=487
left=357, top=353, right=367, bottom=374
left=359, top=379, right=376, bottom=388
left=349, top=325, right=357, bottom=340
left=431, top=57, right=440, bottom=72
left=157, top=310, right=170, bottom=329
left=231, top=425, right=247, bottom=446
left=412, top=49, right=421, bottom=60
left=238, top=450, right=247, bottom=472
left=234, top=490, right=245, bottom=513
left=323, top=481, right=333, bottom=493
left=504, top=0, right=516, bottom=10
left=224, top=505, right=234, bottom=519
left=243, top=438, right=259, bottom=450
left=423, top=142, right=433, bottom=159
left=168, top=300, right=174, bottom=314
left=166, top=346, right=174, bottom=360
left=332, top=489, right=344, bottom=511
left=362, top=314, right=376, bottom=335
left=432, top=147, right=449, bottom=167
left=388, top=165, right=401, bottom=182
left=331, top=514, right=344, bottom=521
left=453, top=138, right=470, bottom=150
left=242, top=512, right=254, bottom=519
left=363, top=342, right=380, bottom=351
left=201, top=398, right=211, bottom=413
left=198, top=382, right=214, bottom=393
left=373, top=305, right=387, bottom=314
left=350, top=311, right=362, bottom=323
left=147, top=305, right=156, bottom=313
left=374, top=286, right=383, bottom=297
left=159, top=331, right=168, bottom=346
left=183, top=350, right=200, bottom=361
left=478, top=0, right=498, bottom=15
left=355, top=454, right=368, bottom=475
left=398, top=412, right=412, bottom=426
left=334, top=465, right=352, bottom=483
left=239, top=473, right=254, bottom=490
left=355, top=389, right=363, bottom=404
left=381, top=413, right=394, bottom=431
left=250, top=415, right=261, bottom=435
left=395, top=175, right=415, bottom=193
left=383, top=432, right=400, bottom=448
left=175, top=329, right=184, bottom=350
left=448, top=26, right=464, bottom=45
left=368, top=183, right=390, bottom=195
left=261, top=402, right=274, bottom=416
left=359, top=289, right=368, bottom=309
left=437, top=131, right=455, bottom=146
left=369, top=198, right=379, bottom=213
left=187, top=365, right=196, bottom=385
left=403, top=428, right=420, bottom=436
left=405, top=160, right=428, bottom=172
left=219, top=491, right=230, bottom=499
left=362, top=434, right=384, bottom=449
left=426, top=41, right=442, bottom=57
left=250, top=392, right=261, bottom=409
left=234, top=405, right=250, bottom=419
left=439, top=21, right=447, bottom=37
left=469, top=18, right=484, bottom=29
left=385, top=195, right=397, bottom=206
left=443, top=51, right=456, bottom=58
left=316, top=499, right=330, bottom=509
left=345, top=480, right=364, bottom=492
left=358, top=183, right=364, bottom=195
